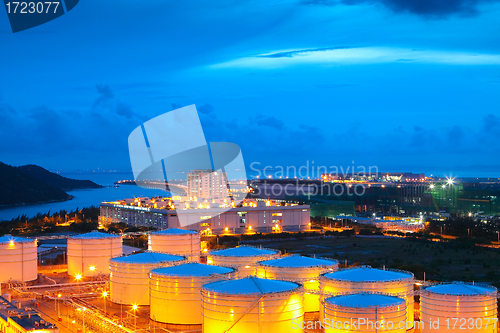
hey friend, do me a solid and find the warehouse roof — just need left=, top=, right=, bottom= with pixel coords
left=203, top=276, right=299, bottom=295
left=325, top=293, right=405, bottom=308
left=259, top=255, right=338, bottom=268
left=209, top=246, right=280, bottom=257
left=151, top=262, right=234, bottom=277
left=425, top=282, right=497, bottom=296
left=0, top=235, right=34, bottom=244
left=323, top=267, right=413, bottom=282
left=152, top=228, right=197, bottom=235
left=110, top=251, right=184, bottom=264
left=69, top=230, right=120, bottom=239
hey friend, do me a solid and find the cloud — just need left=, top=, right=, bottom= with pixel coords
left=198, top=103, right=214, bottom=115
left=253, top=115, right=284, bottom=129
left=301, top=0, right=500, bottom=18
left=257, top=46, right=352, bottom=58
left=92, top=84, right=139, bottom=119
left=211, top=47, right=500, bottom=69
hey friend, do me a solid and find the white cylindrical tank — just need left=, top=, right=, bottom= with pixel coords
left=0, top=235, right=37, bottom=283
left=110, top=251, right=185, bottom=305
left=67, top=231, right=122, bottom=277
left=149, top=262, right=236, bottom=326
left=420, top=282, right=498, bottom=333
left=319, top=266, right=415, bottom=329
left=148, top=229, right=200, bottom=261
left=202, top=276, right=304, bottom=333
left=207, top=246, right=281, bottom=278
left=256, top=255, right=339, bottom=312
left=323, top=293, right=407, bottom=333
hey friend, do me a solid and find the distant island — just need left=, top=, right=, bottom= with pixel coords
left=0, top=162, right=103, bottom=207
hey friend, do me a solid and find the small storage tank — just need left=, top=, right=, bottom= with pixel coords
left=420, top=282, right=498, bottom=333
left=0, top=235, right=37, bottom=283
left=110, top=251, right=185, bottom=305
left=149, top=262, right=236, bottom=326
left=256, top=255, right=339, bottom=312
left=202, top=276, right=304, bottom=333
left=207, top=246, right=281, bottom=277
left=319, top=266, right=414, bottom=329
left=323, top=293, right=407, bottom=333
left=148, top=228, right=200, bottom=261
left=67, top=231, right=122, bottom=277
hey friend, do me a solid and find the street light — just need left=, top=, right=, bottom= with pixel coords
left=132, top=304, right=138, bottom=328
left=102, top=291, right=108, bottom=313
left=75, top=274, right=82, bottom=293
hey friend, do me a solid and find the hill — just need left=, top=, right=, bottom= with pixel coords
left=0, top=162, right=71, bottom=206
left=18, top=165, right=103, bottom=190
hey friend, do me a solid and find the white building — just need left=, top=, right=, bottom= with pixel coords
left=100, top=198, right=310, bottom=234
left=187, top=169, right=228, bottom=199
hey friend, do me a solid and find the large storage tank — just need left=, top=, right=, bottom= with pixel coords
left=323, top=293, right=407, bottom=333
left=148, top=228, right=200, bottom=261
left=110, top=251, right=185, bottom=305
left=207, top=246, right=281, bottom=277
left=319, top=266, right=415, bottom=329
left=0, top=235, right=37, bottom=283
left=420, top=282, right=498, bottom=333
left=201, top=276, right=304, bottom=333
left=256, top=255, right=339, bottom=312
left=67, top=231, right=122, bottom=277
left=149, top=262, right=236, bottom=326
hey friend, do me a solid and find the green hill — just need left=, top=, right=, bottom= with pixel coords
left=0, top=162, right=71, bottom=206
left=18, top=165, right=103, bottom=190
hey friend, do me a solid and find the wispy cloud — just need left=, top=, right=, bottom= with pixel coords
left=212, top=46, right=500, bottom=68
left=301, top=0, right=500, bottom=18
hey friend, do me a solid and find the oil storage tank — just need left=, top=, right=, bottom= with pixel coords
left=149, top=262, right=236, bottom=327
left=256, top=255, right=338, bottom=312
left=67, top=231, right=122, bottom=277
left=110, top=251, right=185, bottom=305
left=323, top=293, right=407, bottom=333
left=207, top=246, right=281, bottom=277
left=0, top=235, right=37, bottom=283
left=148, top=228, right=200, bottom=261
left=201, top=276, right=304, bottom=333
left=420, top=282, right=498, bottom=333
left=319, top=266, right=414, bottom=329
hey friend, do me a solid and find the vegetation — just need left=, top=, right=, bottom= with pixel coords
left=18, top=164, right=103, bottom=190
left=0, top=162, right=70, bottom=206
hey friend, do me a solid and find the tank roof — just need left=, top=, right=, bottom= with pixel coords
left=325, top=293, right=405, bottom=308
left=110, top=252, right=184, bottom=264
left=202, top=276, right=299, bottom=295
left=69, top=231, right=120, bottom=239
left=425, top=283, right=497, bottom=296
left=0, top=235, right=34, bottom=244
left=323, top=267, right=413, bottom=282
left=209, top=246, right=280, bottom=257
left=152, top=228, right=197, bottom=235
left=259, top=255, right=338, bottom=268
left=151, top=262, right=234, bottom=277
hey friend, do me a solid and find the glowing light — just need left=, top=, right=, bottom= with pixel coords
left=224, top=227, right=229, bottom=231
left=75, top=274, right=82, bottom=281
left=203, top=248, right=208, bottom=252
left=9, top=240, right=14, bottom=246
left=244, top=265, right=251, bottom=269
left=89, top=266, right=96, bottom=271
left=430, top=184, right=435, bottom=189
left=102, top=291, right=108, bottom=297
left=58, top=294, right=62, bottom=298
left=248, top=226, right=252, bottom=230
left=132, top=304, right=138, bottom=310
left=446, top=177, right=455, bottom=185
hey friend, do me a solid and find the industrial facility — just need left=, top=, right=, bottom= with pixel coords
left=100, top=197, right=311, bottom=233
left=0, top=229, right=498, bottom=333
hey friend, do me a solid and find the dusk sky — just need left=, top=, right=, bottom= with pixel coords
left=1, top=0, right=500, bottom=177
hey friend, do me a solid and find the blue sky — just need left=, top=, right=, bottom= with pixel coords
left=1, top=0, right=499, bottom=177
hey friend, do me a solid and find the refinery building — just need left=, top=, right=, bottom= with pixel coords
left=100, top=198, right=311, bottom=234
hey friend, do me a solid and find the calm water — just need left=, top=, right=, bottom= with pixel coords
left=0, top=172, right=169, bottom=221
